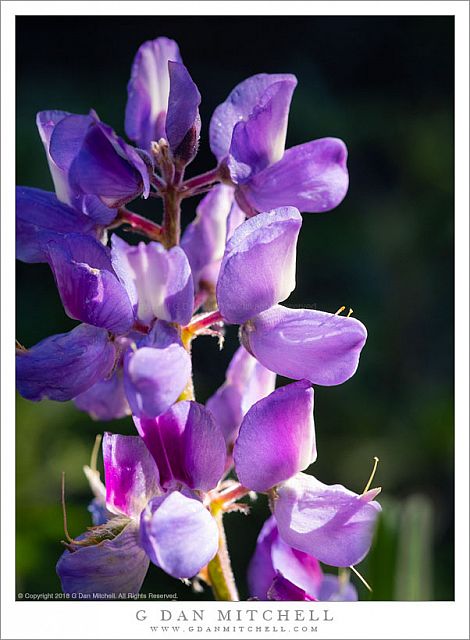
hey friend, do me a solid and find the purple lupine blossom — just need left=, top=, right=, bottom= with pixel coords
left=17, top=33, right=380, bottom=602
left=248, top=516, right=358, bottom=601
left=215, top=207, right=368, bottom=385
left=57, top=422, right=224, bottom=592
left=210, top=74, right=349, bottom=216
left=232, top=381, right=381, bottom=567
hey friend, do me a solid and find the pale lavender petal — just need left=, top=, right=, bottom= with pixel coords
left=125, top=37, right=182, bottom=149
left=16, top=187, right=97, bottom=263
left=103, top=433, right=160, bottom=518
left=124, top=341, right=191, bottom=419
left=166, top=61, right=201, bottom=162
left=181, top=184, right=235, bottom=279
left=206, top=346, right=275, bottom=446
left=140, top=491, right=218, bottom=579
left=241, top=305, right=367, bottom=386
left=267, top=573, right=317, bottom=601
left=46, top=234, right=134, bottom=334
left=74, top=369, right=130, bottom=420
left=122, top=241, right=194, bottom=325
left=274, top=472, right=381, bottom=567
left=240, top=138, right=349, bottom=214
left=16, top=324, right=116, bottom=402
left=134, top=401, right=226, bottom=492
left=247, top=516, right=279, bottom=600
left=233, top=380, right=315, bottom=492
left=56, top=519, right=149, bottom=596
left=210, top=73, right=297, bottom=162
left=318, top=575, right=358, bottom=601
left=228, top=79, right=297, bottom=180
left=216, top=207, right=301, bottom=324
left=36, top=110, right=73, bottom=203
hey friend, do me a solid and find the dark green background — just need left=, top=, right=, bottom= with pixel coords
left=16, top=15, right=454, bottom=600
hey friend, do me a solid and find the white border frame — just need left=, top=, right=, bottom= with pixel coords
left=2, top=2, right=469, bottom=639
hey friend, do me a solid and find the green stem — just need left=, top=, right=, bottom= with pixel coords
left=207, top=506, right=239, bottom=601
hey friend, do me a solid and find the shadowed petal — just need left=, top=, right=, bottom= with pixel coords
left=274, top=472, right=381, bottom=567
left=125, top=37, right=182, bottom=149
left=134, top=401, right=226, bottom=492
left=69, top=121, right=150, bottom=208
left=234, top=380, right=315, bottom=492
left=318, top=575, right=358, bottom=601
left=206, top=346, right=276, bottom=446
left=268, top=573, right=317, bottom=601
left=241, top=304, right=367, bottom=386
left=140, top=491, right=218, bottom=579
left=74, top=369, right=130, bottom=420
left=210, top=73, right=297, bottom=162
left=46, top=234, right=134, bottom=334
left=166, top=61, right=201, bottom=163
left=216, top=207, right=302, bottom=324
left=16, top=187, right=97, bottom=263
left=240, top=138, right=349, bottom=214
left=16, top=324, right=116, bottom=402
left=103, top=433, right=160, bottom=518
left=56, top=519, right=149, bottom=596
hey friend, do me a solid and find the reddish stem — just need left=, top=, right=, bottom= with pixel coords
left=115, top=209, right=163, bottom=242
left=181, top=167, right=222, bottom=195
left=185, top=310, right=223, bottom=334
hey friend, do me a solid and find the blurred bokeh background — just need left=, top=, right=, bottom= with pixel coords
left=16, top=16, right=454, bottom=601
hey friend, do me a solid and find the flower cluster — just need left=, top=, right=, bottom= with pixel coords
left=16, top=37, right=381, bottom=601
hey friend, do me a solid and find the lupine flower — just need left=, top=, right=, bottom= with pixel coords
left=181, top=184, right=245, bottom=295
left=232, top=381, right=381, bottom=566
left=125, top=37, right=201, bottom=166
left=215, top=206, right=368, bottom=385
left=210, top=74, right=348, bottom=216
left=206, top=345, right=276, bottom=448
left=57, top=416, right=226, bottom=593
left=248, top=516, right=358, bottom=601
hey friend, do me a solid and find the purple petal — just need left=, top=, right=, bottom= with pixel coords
left=274, top=472, right=381, bottom=567
left=57, top=519, right=149, bottom=596
left=16, top=324, right=116, bottom=402
left=216, top=207, right=301, bottom=324
left=166, top=61, right=201, bottom=162
left=140, top=491, right=218, bottom=579
left=39, top=111, right=118, bottom=223
left=206, top=346, right=275, bottom=446
left=125, top=37, right=182, bottom=149
left=134, top=401, right=226, bottom=492
left=103, top=433, right=160, bottom=518
left=74, top=368, right=130, bottom=420
left=241, top=304, right=367, bottom=386
left=16, top=187, right=97, bottom=263
left=240, top=138, right=349, bottom=214
left=118, top=241, right=194, bottom=325
left=228, top=79, right=297, bottom=180
left=268, top=572, right=317, bottom=601
left=69, top=121, right=150, bottom=208
left=318, top=574, right=358, bottom=601
left=124, top=340, right=191, bottom=419
left=233, top=380, right=315, bottom=492
left=247, top=516, right=278, bottom=600
left=210, top=73, right=297, bottom=163
left=46, top=234, right=134, bottom=334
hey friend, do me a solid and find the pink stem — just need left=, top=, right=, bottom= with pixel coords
left=185, top=310, right=223, bottom=334
left=216, top=483, right=252, bottom=506
left=115, top=208, right=163, bottom=242
left=181, top=167, right=222, bottom=194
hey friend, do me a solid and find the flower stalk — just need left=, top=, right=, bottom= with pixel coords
left=207, top=503, right=239, bottom=601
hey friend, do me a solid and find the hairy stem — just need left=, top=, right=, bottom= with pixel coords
left=181, top=167, right=222, bottom=195
left=207, top=505, right=239, bottom=601
left=162, top=187, right=182, bottom=248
